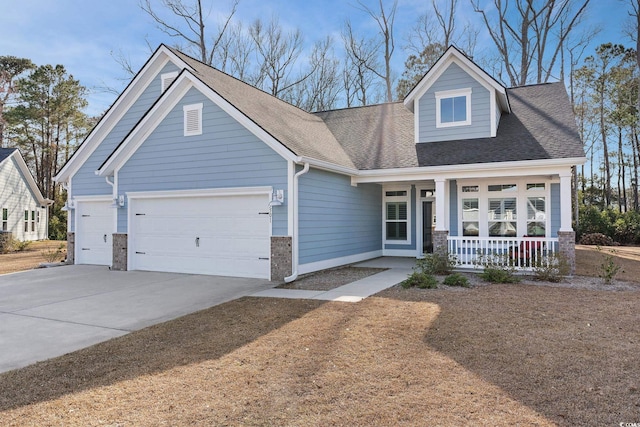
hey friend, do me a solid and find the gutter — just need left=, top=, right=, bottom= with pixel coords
left=284, top=162, right=310, bottom=283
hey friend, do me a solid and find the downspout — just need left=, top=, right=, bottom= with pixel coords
left=284, top=162, right=309, bottom=283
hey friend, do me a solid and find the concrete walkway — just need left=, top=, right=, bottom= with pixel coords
left=251, top=257, right=415, bottom=302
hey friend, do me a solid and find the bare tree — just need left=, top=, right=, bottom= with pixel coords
left=471, top=0, right=591, bottom=86
left=214, top=21, right=254, bottom=80
left=140, top=0, right=239, bottom=65
left=342, top=20, right=381, bottom=106
left=349, top=0, right=397, bottom=103
left=291, top=37, right=341, bottom=111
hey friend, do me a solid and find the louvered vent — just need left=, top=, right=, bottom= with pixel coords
left=183, top=103, right=203, bottom=136
left=161, top=71, right=179, bottom=93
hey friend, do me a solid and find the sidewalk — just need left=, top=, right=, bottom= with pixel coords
left=251, top=257, right=415, bottom=303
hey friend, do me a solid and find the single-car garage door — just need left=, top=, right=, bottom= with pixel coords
left=129, top=193, right=271, bottom=279
left=75, top=199, right=113, bottom=266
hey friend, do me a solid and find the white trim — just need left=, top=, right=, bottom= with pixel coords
left=382, top=249, right=418, bottom=257
left=414, top=99, right=420, bottom=144
left=126, top=186, right=273, bottom=200
left=416, top=184, right=436, bottom=256
left=435, top=88, right=472, bottom=128
left=297, top=156, right=359, bottom=177
left=183, top=103, right=203, bottom=136
left=98, top=71, right=298, bottom=177
left=2, top=150, right=50, bottom=206
left=297, top=250, right=382, bottom=275
left=353, top=157, right=587, bottom=184
left=287, top=161, right=295, bottom=236
left=73, top=195, right=113, bottom=202
left=382, top=185, right=412, bottom=246
left=55, top=45, right=193, bottom=183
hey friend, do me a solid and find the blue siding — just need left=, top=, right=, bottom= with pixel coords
left=298, top=168, right=381, bottom=264
left=449, top=180, right=458, bottom=235
left=384, top=185, right=417, bottom=251
left=117, top=87, right=288, bottom=233
left=550, top=183, right=560, bottom=236
left=418, top=62, right=491, bottom=143
left=72, top=62, right=182, bottom=197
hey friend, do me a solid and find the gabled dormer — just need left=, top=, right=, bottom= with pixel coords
left=403, top=46, right=510, bottom=144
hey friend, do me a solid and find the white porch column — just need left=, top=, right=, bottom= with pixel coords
left=559, top=170, right=573, bottom=232
left=435, top=178, right=447, bottom=231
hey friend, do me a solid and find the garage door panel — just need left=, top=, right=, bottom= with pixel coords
left=130, top=193, right=270, bottom=278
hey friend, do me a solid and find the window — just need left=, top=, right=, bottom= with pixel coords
left=183, top=103, right=203, bottom=136
left=31, top=210, right=36, bottom=232
left=462, top=185, right=479, bottom=193
left=435, top=88, right=472, bottom=128
left=527, top=197, right=546, bottom=236
left=384, top=187, right=410, bottom=243
left=2, top=208, right=7, bottom=231
left=462, top=198, right=479, bottom=236
left=24, top=210, right=29, bottom=232
left=488, top=198, right=517, bottom=237
left=161, top=71, right=179, bottom=93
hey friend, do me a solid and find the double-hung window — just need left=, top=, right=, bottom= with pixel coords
left=24, top=210, right=29, bottom=233
left=384, top=188, right=410, bottom=243
left=526, top=183, right=546, bottom=236
left=2, top=208, right=7, bottom=231
left=435, top=88, right=472, bottom=128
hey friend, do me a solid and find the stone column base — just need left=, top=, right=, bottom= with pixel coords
left=66, top=232, right=75, bottom=264
left=112, top=233, right=128, bottom=271
left=271, top=236, right=292, bottom=282
left=558, top=230, right=576, bottom=274
left=432, top=230, right=449, bottom=255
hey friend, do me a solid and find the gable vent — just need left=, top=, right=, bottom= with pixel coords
left=183, top=103, right=203, bottom=136
left=161, top=71, right=179, bottom=93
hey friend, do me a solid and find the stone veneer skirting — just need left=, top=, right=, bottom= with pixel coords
left=112, top=233, right=128, bottom=271
left=432, top=230, right=449, bottom=255
left=270, top=236, right=292, bottom=282
left=557, top=230, right=576, bottom=274
left=66, top=232, right=75, bottom=264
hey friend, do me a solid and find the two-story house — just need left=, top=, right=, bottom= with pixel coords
left=54, top=45, right=585, bottom=280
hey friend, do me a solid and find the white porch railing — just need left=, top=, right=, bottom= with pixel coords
left=447, top=236, right=559, bottom=271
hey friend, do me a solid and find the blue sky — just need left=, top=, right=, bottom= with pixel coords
left=0, top=0, right=630, bottom=116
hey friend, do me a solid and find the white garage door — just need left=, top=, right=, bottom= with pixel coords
left=129, top=193, right=271, bottom=278
left=75, top=200, right=113, bottom=266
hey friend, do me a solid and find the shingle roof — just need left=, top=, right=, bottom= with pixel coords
left=316, top=82, right=584, bottom=169
left=0, top=147, right=17, bottom=163
left=168, top=48, right=357, bottom=169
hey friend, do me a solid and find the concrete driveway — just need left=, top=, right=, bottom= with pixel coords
left=0, top=265, right=273, bottom=373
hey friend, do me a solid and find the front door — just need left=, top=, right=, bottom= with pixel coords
left=422, top=201, right=433, bottom=254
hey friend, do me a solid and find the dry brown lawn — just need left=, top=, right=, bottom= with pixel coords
left=576, top=244, right=640, bottom=282
left=0, top=240, right=66, bottom=275
left=0, top=245, right=638, bottom=425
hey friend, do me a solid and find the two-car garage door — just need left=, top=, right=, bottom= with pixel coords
left=128, top=193, right=271, bottom=279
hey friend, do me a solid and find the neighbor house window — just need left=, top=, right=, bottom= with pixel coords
left=24, top=210, right=29, bottom=232
left=2, top=208, right=7, bottom=231
left=384, top=188, right=410, bottom=243
left=183, top=103, right=203, bottom=136
left=435, top=88, right=472, bottom=128
left=31, top=210, right=36, bottom=232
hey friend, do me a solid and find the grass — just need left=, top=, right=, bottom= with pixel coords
left=0, top=245, right=639, bottom=425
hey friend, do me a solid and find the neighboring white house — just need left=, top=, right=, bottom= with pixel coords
left=0, top=148, right=51, bottom=241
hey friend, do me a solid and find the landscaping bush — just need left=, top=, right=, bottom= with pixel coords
left=416, top=251, right=456, bottom=275
left=442, top=273, right=469, bottom=287
left=613, top=210, right=640, bottom=244
left=401, top=271, right=438, bottom=289
left=597, top=247, right=622, bottom=285
left=532, top=253, right=570, bottom=282
left=480, top=267, right=520, bottom=283
left=578, top=233, right=615, bottom=246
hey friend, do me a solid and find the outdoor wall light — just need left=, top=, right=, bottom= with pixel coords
left=111, top=195, right=125, bottom=208
left=269, top=189, right=284, bottom=206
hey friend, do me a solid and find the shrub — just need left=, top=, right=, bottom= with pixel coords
left=416, top=251, right=456, bottom=275
left=613, top=210, right=640, bottom=244
left=532, top=253, right=570, bottom=283
left=578, top=232, right=614, bottom=246
left=597, top=247, right=621, bottom=285
left=41, top=243, right=66, bottom=263
left=480, top=267, right=520, bottom=283
left=442, top=273, right=469, bottom=287
left=401, top=271, right=438, bottom=289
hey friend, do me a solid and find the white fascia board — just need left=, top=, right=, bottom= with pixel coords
left=352, top=157, right=587, bottom=184
left=55, top=45, right=192, bottom=183
left=11, top=151, right=49, bottom=205
left=98, top=71, right=298, bottom=177
left=296, top=156, right=359, bottom=177
left=404, top=47, right=509, bottom=113
left=126, top=186, right=272, bottom=200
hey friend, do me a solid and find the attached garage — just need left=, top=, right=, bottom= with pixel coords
left=75, top=198, right=114, bottom=266
left=127, top=188, right=272, bottom=279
